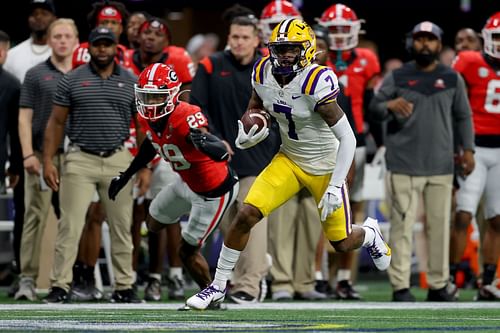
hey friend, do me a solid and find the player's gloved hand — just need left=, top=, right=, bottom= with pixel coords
left=189, top=127, right=208, bottom=149
left=235, top=120, right=269, bottom=149
left=318, top=184, right=343, bottom=222
left=108, top=172, right=131, bottom=201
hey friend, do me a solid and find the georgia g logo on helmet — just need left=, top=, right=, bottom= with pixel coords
left=268, top=18, right=316, bottom=76
left=135, top=63, right=181, bottom=120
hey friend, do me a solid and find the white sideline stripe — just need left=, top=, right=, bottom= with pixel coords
left=1, top=302, right=500, bottom=311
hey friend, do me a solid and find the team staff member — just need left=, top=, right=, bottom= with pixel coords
left=42, top=27, right=148, bottom=303
left=15, top=19, right=79, bottom=302
left=190, top=15, right=280, bottom=304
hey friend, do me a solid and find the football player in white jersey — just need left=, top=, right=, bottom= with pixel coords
left=186, top=18, right=391, bottom=310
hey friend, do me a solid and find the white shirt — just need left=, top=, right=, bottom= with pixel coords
left=4, top=37, right=52, bottom=83
left=252, top=59, right=341, bottom=175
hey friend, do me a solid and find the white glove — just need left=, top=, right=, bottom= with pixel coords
left=318, top=184, right=343, bottom=221
left=235, top=120, right=269, bottom=149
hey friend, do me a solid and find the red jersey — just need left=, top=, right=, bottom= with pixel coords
left=139, top=102, right=228, bottom=193
left=72, top=42, right=128, bottom=68
left=327, top=47, right=380, bottom=134
left=452, top=50, right=500, bottom=136
left=122, top=46, right=195, bottom=82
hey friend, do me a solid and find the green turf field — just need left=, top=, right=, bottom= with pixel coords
left=1, top=281, right=499, bottom=332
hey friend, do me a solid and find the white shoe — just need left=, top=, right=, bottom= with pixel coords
left=186, top=284, right=226, bottom=310
left=14, top=277, right=37, bottom=301
left=363, top=217, right=391, bottom=271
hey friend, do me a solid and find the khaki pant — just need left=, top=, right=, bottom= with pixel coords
left=387, top=173, right=453, bottom=291
left=20, top=152, right=63, bottom=281
left=51, top=149, right=134, bottom=291
left=219, top=176, right=269, bottom=299
left=268, top=189, right=322, bottom=294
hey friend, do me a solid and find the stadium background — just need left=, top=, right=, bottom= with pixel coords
left=0, top=0, right=498, bottom=64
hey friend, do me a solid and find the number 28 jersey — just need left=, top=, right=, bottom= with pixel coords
left=138, top=102, right=228, bottom=193
left=252, top=58, right=341, bottom=175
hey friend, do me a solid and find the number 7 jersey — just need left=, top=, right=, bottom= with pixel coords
left=252, top=57, right=341, bottom=175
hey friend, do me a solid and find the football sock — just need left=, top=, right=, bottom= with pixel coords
left=361, top=226, right=376, bottom=247
left=149, top=273, right=162, bottom=281
left=449, top=263, right=458, bottom=284
left=337, top=269, right=351, bottom=282
left=169, top=267, right=183, bottom=280
left=482, top=264, right=497, bottom=286
left=213, top=244, right=241, bottom=290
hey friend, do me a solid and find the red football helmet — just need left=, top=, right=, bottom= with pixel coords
left=317, top=3, right=362, bottom=51
left=482, top=12, right=500, bottom=59
left=135, top=63, right=181, bottom=120
left=260, top=0, right=302, bottom=43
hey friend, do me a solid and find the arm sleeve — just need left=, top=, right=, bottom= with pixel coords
left=452, top=74, right=475, bottom=151
left=369, top=73, right=397, bottom=121
left=122, top=138, right=158, bottom=179
left=19, top=68, right=36, bottom=108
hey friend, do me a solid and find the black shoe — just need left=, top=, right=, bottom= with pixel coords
left=229, top=291, right=256, bottom=304
left=110, top=288, right=144, bottom=303
left=475, top=284, right=500, bottom=301
left=336, top=280, right=362, bottom=300
left=167, top=276, right=185, bottom=301
left=426, top=284, right=458, bottom=302
left=43, top=287, right=68, bottom=303
left=70, top=284, right=103, bottom=302
left=392, top=288, right=416, bottom=302
left=144, top=278, right=162, bottom=301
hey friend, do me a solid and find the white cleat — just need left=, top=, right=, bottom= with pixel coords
left=363, top=217, right=391, bottom=271
left=186, top=284, right=226, bottom=310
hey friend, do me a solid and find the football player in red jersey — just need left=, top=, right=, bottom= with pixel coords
left=108, top=63, right=239, bottom=298
left=450, top=12, right=500, bottom=301
left=122, top=17, right=195, bottom=94
left=317, top=3, right=381, bottom=300
left=72, top=1, right=129, bottom=68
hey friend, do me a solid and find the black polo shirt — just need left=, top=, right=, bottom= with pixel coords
left=53, top=62, right=137, bottom=153
left=20, top=58, right=65, bottom=152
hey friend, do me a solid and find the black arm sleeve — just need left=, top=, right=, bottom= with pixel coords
left=122, top=138, right=158, bottom=179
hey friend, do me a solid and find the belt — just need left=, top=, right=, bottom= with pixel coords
left=78, top=146, right=123, bottom=158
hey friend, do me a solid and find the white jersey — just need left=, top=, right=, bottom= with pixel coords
left=3, top=37, right=52, bottom=83
left=252, top=57, right=340, bottom=175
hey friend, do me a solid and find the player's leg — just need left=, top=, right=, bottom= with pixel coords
left=187, top=153, right=301, bottom=309
left=476, top=150, right=500, bottom=300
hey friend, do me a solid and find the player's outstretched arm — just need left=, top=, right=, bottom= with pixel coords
left=189, top=127, right=231, bottom=161
left=108, top=138, right=157, bottom=200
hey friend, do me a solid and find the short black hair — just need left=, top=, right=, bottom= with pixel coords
left=230, top=15, right=259, bottom=31
left=0, top=30, right=10, bottom=43
left=222, top=4, right=257, bottom=26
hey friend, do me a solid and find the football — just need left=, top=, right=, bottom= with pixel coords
left=240, top=108, right=270, bottom=133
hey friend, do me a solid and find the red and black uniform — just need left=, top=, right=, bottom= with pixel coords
left=327, top=47, right=380, bottom=146
left=139, top=102, right=231, bottom=195
left=72, top=42, right=129, bottom=69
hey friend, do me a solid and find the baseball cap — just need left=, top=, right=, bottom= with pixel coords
left=88, top=27, right=117, bottom=44
left=412, top=21, right=443, bottom=40
left=30, top=0, right=56, bottom=14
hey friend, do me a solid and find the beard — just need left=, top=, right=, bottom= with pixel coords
left=413, top=49, right=439, bottom=67
left=91, top=54, right=116, bottom=69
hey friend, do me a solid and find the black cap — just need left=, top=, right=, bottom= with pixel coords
left=412, top=21, right=443, bottom=41
left=88, top=27, right=117, bottom=44
left=30, top=0, right=56, bottom=14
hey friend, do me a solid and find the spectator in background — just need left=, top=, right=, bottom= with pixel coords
left=454, top=28, right=482, bottom=52
left=70, top=0, right=132, bottom=302
left=42, top=27, right=146, bottom=303
left=15, top=19, right=78, bottom=302
left=126, top=12, right=148, bottom=50
left=186, top=33, right=220, bottom=66
left=439, top=46, right=456, bottom=67
left=0, top=29, right=22, bottom=226
left=370, top=21, right=475, bottom=302
left=317, top=3, right=381, bottom=300
left=3, top=0, right=56, bottom=298
left=450, top=12, right=500, bottom=301
left=190, top=13, right=280, bottom=304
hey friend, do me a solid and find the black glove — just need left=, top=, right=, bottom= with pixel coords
left=189, top=127, right=229, bottom=161
left=108, top=172, right=131, bottom=201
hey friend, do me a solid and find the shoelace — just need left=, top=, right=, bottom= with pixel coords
left=367, top=242, right=383, bottom=259
left=196, top=285, right=220, bottom=300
